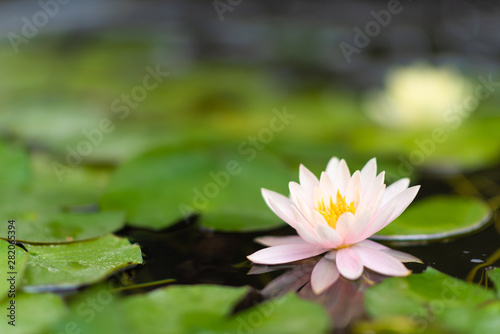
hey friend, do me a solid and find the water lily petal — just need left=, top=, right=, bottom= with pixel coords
left=354, top=200, right=396, bottom=242
left=335, top=211, right=355, bottom=239
left=381, top=178, right=410, bottom=207
left=325, top=250, right=337, bottom=260
left=255, top=236, right=308, bottom=247
left=247, top=243, right=327, bottom=265
left=362, top=171, right=385, bottom=205
left=387, top=185, right=420, bottom=222
left=353, top=245, right=411, bottom=276
left=262, top=188, right=296, bottom=227
left=341, top=208, right=371, bottom=245
left=299, top=164, right=319, bottom=197
left=360, top=158, right=377, bottom=186
left=381, top=249, right=423, bottom=263
left=369, top=184, right=386, bottom=216
left=336, top=247, right=364, bottom=280
left=333, top=159, right=351, bottom=195
left=315, top=222, right=343, bottom=248
left=311, top=255, right=340, bottom=294
left=319, top=172, right=336, bottom=197
left=345, top=171, right=361, bottom=204
left=289, top=181, right=313, bottom=208
left=356, top=239, right=388, bottom=250
left=326, top=157, right=340, bottom=179
left=291, top=206, right=327, bottom=246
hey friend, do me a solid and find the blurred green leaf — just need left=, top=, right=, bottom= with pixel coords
left=123, top=285, right=249, bottom=334
left=224, top=293, right=331, bottom=334
left=0, top=141, right=31, bottom=189
left=487, top=268, right=500, bottom=297
left=122, top=285, right=330, bottom=334
left=0, top=293, right=67, bottom=334
left=101, top=146, right=292, bottom=231
left=374, top=196, right=491, bottom=241
left=0, top=153, right=122, bottom=243
left=22, top=234, right=143, bottom=291
left=2, top=211, right=125, bottom=244
left=50, top=284, right=331, bottom=334
left=0, top=239, right=28, bottom=301
left=361, top=267, right=500, bottom=334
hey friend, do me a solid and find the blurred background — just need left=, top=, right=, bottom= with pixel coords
left=1, top=0, right=500, bottom=178
left=2, top=1, right=500, bottom=332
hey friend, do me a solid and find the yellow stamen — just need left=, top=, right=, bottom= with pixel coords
left=315, top=190, right=355, bottom=229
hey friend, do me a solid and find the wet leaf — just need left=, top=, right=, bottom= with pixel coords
left=374, top=196, right=492, bottom=241
left=0, top=239, right=28, bottom=301
left=4, top=211, right=126, bottom=244
left=21, top=234, right=143, bottom=291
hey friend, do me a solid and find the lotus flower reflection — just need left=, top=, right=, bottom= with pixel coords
left=247, top=157, right=422, bottom=294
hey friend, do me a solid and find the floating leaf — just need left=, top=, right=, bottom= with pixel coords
left=22, top=234, right=143, bottom=291
left=487, top=267, right=500, bottom=297
left=0, top=239, right=28, bottom=300
left=122, top=285, right=330, bottom=334
left=0, top=293, right=67, bottom=334
left=224, top=293, right=331, bottom=334
left=373, top=196, right=492, bottom=242
left=360, top=267, right=500, bottom=334
left=101, top=146, right=292, bottom=231
left=50, top=284, right=330, bottom=334
left=1, top=211, right=125, bottom=244
left=123, top=285, right=249, bottom=334
left=0, top=141, right=31, bottom=189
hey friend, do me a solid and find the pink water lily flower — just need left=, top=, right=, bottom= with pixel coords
left=248, top=157, right=422, bottom=294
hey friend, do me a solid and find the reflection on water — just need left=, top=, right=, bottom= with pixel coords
left=250, top=258, right=387, bottom=330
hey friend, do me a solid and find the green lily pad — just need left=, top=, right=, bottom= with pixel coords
left=0, top=141, right=31, bottom=189
left=50, top=284, right=330, bottom=334
left=487, top=267, right=500, bottom=297
left=100, top=146, right=292, bottom=231
left=373, top=196, right=492, bottom=242
left=360, top=267, right=500, bottom=334
left=0, top=211, right=125, bottom=244
left=21, top=234, right=143, bottom=291
left=0, top=239, right=28, bottom=300
left=122, top=285, right=330, bottom=334
left=225, top=292, right=331, bottom=334
left=0, top=293, right=67, bottom=334
left=123, top=285, right=249, bottom=334
left=0, top=152, right=122, bottom=243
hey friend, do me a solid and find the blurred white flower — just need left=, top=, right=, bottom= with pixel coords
left=364, top=63, right=473, bottom=129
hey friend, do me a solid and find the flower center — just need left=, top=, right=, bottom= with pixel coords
left=315, top=190, right=355, bottom=229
